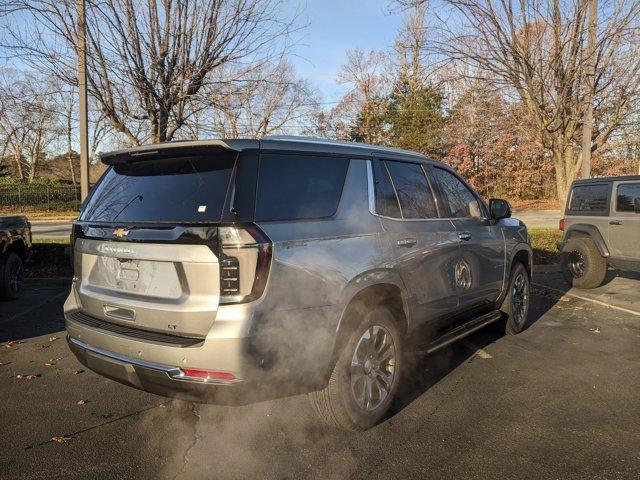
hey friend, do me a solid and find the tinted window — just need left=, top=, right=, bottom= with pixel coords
left=568, top=184, right=609, bottom=213
left=80, top=152, right=236, bottom=223
left=373, top=160, right=401, bottom=218
left=616, top=183, right=640, bottom=212
left=385, top=161, right=438, bottom=219
left=432, top=167, right=482, bottom=218
left=255, top=154, right=348, bottom=221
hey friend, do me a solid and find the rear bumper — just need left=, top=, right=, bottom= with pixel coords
left=67, top=335, right=251, bottom=404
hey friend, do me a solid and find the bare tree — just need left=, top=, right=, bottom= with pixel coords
left=201, top=62, right=318, bottom=138
left=4, top=0, right=299, bottom=145
left=424, top=0, right=640, bottom=203
left=337, top=49, right=388, bottom=144
left=0, top=72, right=63, bottom=182
left=58, top=86, right=77, bottom=185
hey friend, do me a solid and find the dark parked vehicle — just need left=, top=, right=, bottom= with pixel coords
left=559, top=175, right=640, bottom=289
left=0, top=215, right=31, bottom=300
left=65, top=137, right=532, bottom=430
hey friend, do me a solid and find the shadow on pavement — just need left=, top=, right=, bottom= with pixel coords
left=0, top=280, right=69, bottom=343
left=1, top=273, right=559, bottom=429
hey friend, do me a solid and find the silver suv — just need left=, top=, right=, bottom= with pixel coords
left=64, top=137, right=532, bottom=431
left=559, top=176, right=640, bottom=288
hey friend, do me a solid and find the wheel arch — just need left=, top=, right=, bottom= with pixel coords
left=330, top=279, right=409, bottom=377
left=509, top=243, right=533, bottom=278
left=2, top=238, right=27, bottom=262
left=563, top=224, right=609, bottom=257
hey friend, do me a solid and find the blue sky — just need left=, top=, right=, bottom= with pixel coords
left=290, top=0, right=404, bottom=102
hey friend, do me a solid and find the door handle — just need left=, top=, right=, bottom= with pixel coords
left=397, top=238, right=417, bottom=247
left=458, top=232, right=472, bottom=241
left=609, top=220, right=622, bottom=225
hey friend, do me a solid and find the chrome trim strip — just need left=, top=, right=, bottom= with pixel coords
left=68, top=336, right=179, bottom=374
left=67, top=336, right=241, bottom=385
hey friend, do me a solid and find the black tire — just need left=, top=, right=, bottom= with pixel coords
left=497, top=262, right=530, bottom=336
left=309, top=307, right=403, bottom=431
left=560, top=237, right=606, bottom=289
left=0, top=252, right=25, bottom=301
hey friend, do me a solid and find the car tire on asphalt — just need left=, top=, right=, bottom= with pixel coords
left=309, top=307, right=403, bottom=431
left=497, top=262, right=530, bottom=336
left=0, top=252, right=25, bottom=301
left=560, top=237, right=606, bottom=289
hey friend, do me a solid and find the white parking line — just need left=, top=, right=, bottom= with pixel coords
left=532, top=282, right=640, bottom=317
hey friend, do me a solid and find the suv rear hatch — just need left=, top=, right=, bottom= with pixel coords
left=71, top=146, right=251, bottom=339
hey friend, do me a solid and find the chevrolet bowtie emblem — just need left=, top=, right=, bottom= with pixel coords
left=113, top=228, right=130, bottom=238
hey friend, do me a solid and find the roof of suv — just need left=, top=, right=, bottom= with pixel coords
left=572, top=175, right=640, bottom=185
left=100, top=136, right=429, bottom=164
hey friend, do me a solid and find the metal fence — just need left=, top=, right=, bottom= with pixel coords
left=0, top=184, right=81, bottom=212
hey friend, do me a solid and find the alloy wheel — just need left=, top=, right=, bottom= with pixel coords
left=512, top=272, right=528, bottom=327
left=350, top=325, right=397, bottom=412
left=8, top=260, right=24, bottom=294
left=567, top=250, right=585, bottom=278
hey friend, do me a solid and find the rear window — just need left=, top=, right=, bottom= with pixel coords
left=255, top=154, right=348, bottom=222
left=568, top=184, right=609, bottom=214
left=80, top=152, right=236, bottom=223
left=616, top=183, right=640, bottom=212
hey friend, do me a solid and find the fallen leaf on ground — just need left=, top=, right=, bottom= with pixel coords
left=45, top=363, right=55, bottom=367
left=74, top=370, right=85, bottom=374
left=590, top=327, right=601, bottom=334
left=51, top=436, right=72, bottom=443
left=24, top=374, right=41, bottom=380
left=49, top=336, right=58, bottom=342
left=77, top=399, right=87, bottom=405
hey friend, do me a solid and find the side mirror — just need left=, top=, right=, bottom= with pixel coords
left=634, top=197, right=640, bottom=214
left=489, top=198, right=511, bottom=220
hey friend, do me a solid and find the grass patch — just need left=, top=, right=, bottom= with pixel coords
left=33, top=237, right=70, bottom=245
left=26, top=240, right=72, bottom=278
left=0, top=209, right=78, bottom=220
left=529, top=227, right=563, bottom=265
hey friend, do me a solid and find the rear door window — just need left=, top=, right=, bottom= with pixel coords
left=616, top=183, right=640, bottom=212
left=568, top=184, right=609, bottom=214
left=384, top=161, right=438, bottom=219
left=255, top=154, right=349, bottom=221
left=80, top=151, right=236, bottom=223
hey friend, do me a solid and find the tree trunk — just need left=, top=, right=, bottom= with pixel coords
left=12, top=148, right=24, bottom=181
left=580, top=0, right=598, bottom=179
left=553, top=142, right=579, bottom=207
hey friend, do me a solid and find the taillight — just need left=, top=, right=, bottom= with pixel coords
left=559, top=218, right=565, bottom=231
left=218, top=224, right=272, bottom=305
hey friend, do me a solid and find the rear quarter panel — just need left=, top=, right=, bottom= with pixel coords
left=251, top=159, right=398, bottom=387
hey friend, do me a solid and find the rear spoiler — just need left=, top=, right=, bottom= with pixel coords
left=100, top=140, right=247, bottom=165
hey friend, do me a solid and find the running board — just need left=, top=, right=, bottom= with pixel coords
left=410, top=310, right=503, bottom=356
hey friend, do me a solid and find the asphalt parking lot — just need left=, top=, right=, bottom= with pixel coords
left=1, top=275, right=639, bottom=480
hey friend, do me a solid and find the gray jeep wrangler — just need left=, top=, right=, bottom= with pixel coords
left=559, top=175, right=640, bottom=289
